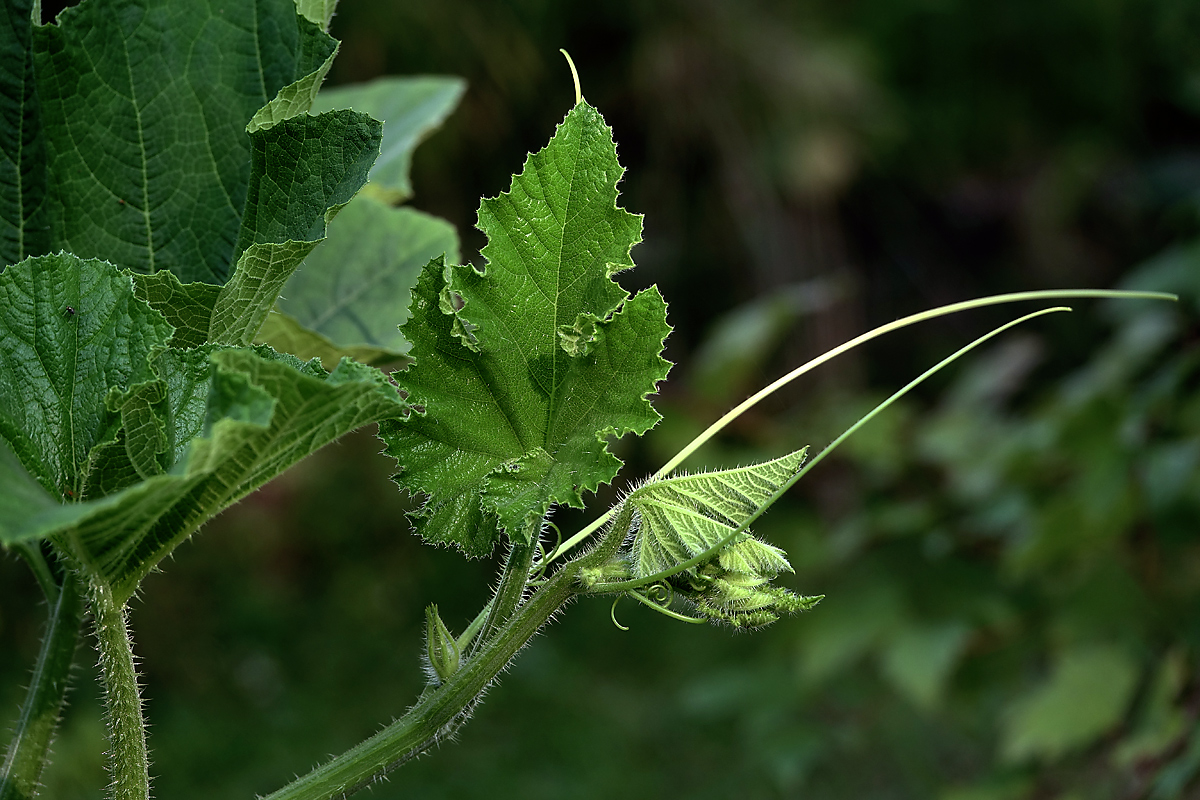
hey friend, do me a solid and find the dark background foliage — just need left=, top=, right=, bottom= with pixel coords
left=3, top=0, right=1199, bottom=797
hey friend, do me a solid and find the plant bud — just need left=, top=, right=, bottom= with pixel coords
left=424, top=605, right=460, bottom=685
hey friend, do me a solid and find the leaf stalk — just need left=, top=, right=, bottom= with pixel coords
left=0, top=571, right=84, bottom=800
left=89, top=583, right=149, bottom=800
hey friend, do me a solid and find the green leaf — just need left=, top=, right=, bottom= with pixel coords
left=269, top=194, right=459, bottom=364
left=625, top=449, right=809, bottom=579
left=622, top=449, right=822, bottom=628
left=0, top=252, right=409, bottom=601
left=0, top=437, right=84, bottom=545
left=29, top=0, right=343, bottom=283
left=0, top=0, right=48, bottom=266
left=0, top=253, right=172, bottom=499
left=379, top=102, right=671, bottom=556
left=313, top=75, right=466, bottom=203
left=37, top=347, right=406, bottom=603
left=1002, top=644, right=1139, bottom=762
left=256, top=309, right=412, bottom=371
left=131, top=271, right=221, bottom=349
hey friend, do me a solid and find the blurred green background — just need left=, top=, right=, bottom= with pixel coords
left=3, top=0, right=1200, bottom=797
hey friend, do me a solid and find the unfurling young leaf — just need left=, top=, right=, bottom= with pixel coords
left=379, top=102, right=672, bottom=557
left=622, top=449, right=823, bottom=628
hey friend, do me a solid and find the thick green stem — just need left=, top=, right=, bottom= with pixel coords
left=89, top=583, right=149, bottom=800
left=468, top=538, right=535, bottom=656
left=0, top=573, right=84, bottom=800
left=265, top=513, right=630, bottom=800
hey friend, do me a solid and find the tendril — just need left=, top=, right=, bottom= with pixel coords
left=610, top=596, right=629, bottom=631
left=628, top=589, right=707, bottom=625
left=527, top=521, right=565, bottom=585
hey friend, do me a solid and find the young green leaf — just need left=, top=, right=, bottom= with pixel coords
left=618, top=450, right=820, bottom=628
left=625, top=449, right=810, bottom=580
left=379, top=102, right=671, bottom=556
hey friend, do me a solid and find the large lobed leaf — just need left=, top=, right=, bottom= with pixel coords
left=379, top=102, right=672, bottom=556
left=0, top=253, right=410, bottom=603
left=2, top=0, right=387, bottom=350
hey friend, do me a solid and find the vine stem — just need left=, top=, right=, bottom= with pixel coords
left=263, top=507, right=633, bottom=800
left=0, top=571, right=84, bottom=800
left=89, top=582, right=149, bottom=800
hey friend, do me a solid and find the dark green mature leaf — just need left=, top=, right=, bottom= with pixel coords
left=0, top=253, right=172, bottom=499
left=0, top=0, right=48, bottom=266
left=269, top=194, right=459, bottom=364
left=313, top=76, right=467, bottom=203
left=29, top=0, right=339, bottom=282
left=208, top=110, right=382, bottom=345
left=379, top=102, right=672, bottom=556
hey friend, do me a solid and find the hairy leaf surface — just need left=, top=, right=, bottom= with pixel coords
left=379, top=103, right=671, bottom=555
left=626, top=449, right=810, bottom=579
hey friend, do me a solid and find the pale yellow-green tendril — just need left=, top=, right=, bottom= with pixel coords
left=547, top=288, right=1176, bottom=564
left=560, top=49, right=582, bottom=105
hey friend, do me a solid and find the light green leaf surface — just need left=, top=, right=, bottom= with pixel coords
left=29, top=0, right=342, bottom=284
left=379, top=103, right=671, bottom=556
left=0, top=0, right=48, bottom=267
left=271, top=194, right=459, bottom=362
left=626, top=449, right=809, bottom=579
left=293, top=0, right=337, bottom=30
left=256, top=309, right=411, bottom=371
left=313, top=76, right=467, bottom=202
left=1002, top=644, right=1139, bottom=762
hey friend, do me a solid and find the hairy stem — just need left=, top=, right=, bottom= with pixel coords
left=468, top=538, right=535, bottom=656
left=0, top=573, right=84, bottom=800
left=89, top=583, right=149, bottom=800
left=264, top=512, right=631, bottom=800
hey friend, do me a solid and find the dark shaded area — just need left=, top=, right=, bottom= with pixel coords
left=3, top=0, right=1200, bottom=798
